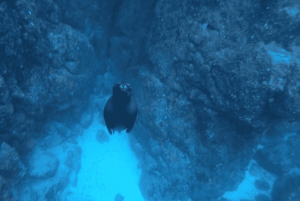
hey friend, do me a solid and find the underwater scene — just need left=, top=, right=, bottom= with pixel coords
left=0, top=0, right=300, bottom=200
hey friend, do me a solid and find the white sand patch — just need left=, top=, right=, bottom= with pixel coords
left=63, top=116, right=144, bottom=201
left=18, top=140, right=80, bottom=200
left=267, top=49, right=292, bottom=65
left=221, top=160, right=276, bottom=201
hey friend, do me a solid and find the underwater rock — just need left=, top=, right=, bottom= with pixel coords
left=253, top=150, right=283, bottom=176
left=0, top=0, right=299, bottom=200
left=64, top=147, right=82, bottom=170
left=0, top=0, right=98, bottom=145
left=114, top=193, right=124, bottom=201
left=42, top=132, right=63, bottom=148
left=45, top=177, right=70, bottom=201
left=255, top=122, right=300, bottom=176
left=0, top=143, right=24, bottom=199
left=0, top=104, right=14, bottom=127
left=17, top=185, right=38, bottom=201
left=79, top=107, right=93, bottom=128
left=272, top=175, right=300, bottom=201
left=28, top=148, right=59, bottom=178
left=0, top=142, right=25, bottom=178
left=131, top=0, right=300, bottom=199
left=0, top=175, right=15, bottom=201
left=255, top=194, right=270, bottom=201
left=254, top=179, right=270, bottom=191
left=96, top=130, right=109, bottom=143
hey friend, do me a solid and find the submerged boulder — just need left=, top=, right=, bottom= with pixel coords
left=114, top=193, right=125, bottom=201
left=0, top=0, right=98, bottom=144
left=131, top=0, right=300, bottom=200
left=0, top=142, right=25, bottom=200
left=96, top=130, right=110, bottom=143
left=0, top=142, right=25, bottom=178
left=272, top=175, right=300, bottom=201
left=28, top=148, right=59, bottom=179
left=0, top=175, right=15, bottom=201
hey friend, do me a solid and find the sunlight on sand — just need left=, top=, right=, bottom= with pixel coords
left=64, top=116, right=144, bottom=201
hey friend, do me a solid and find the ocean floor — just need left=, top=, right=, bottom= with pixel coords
left=63, top=116, right=144, bottom=201
left=18, top=111, right=144, bottom=201
left=220, top=160, right=276, bottom=201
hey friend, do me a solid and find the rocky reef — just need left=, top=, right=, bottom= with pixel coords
left=131, top=0, right=300, bottom=200
left=0, top=0, right=97, bottom=199
left=0, top=0, right=300, bottom=200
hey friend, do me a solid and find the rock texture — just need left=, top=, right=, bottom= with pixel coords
left=129, top=0, right=300, bottom=200
left=0, top=0, right=97, bottom=145
left=28, top=148, right=59, bottom=178
left=0, top=142, right=25, bottom=200
left=256, top=122, right=300, bottom=200
left=0, top=0, right=97, bottom=199
left=1, top=0, right=300, bottom=200
left=272, top=174, right=300, bottom=201
left=0, top=175, right=14, bottom=201
left=0, top=142, right=25, bottom=176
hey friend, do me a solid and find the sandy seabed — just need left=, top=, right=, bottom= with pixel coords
left=63, top=115, right=144, bottom=201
